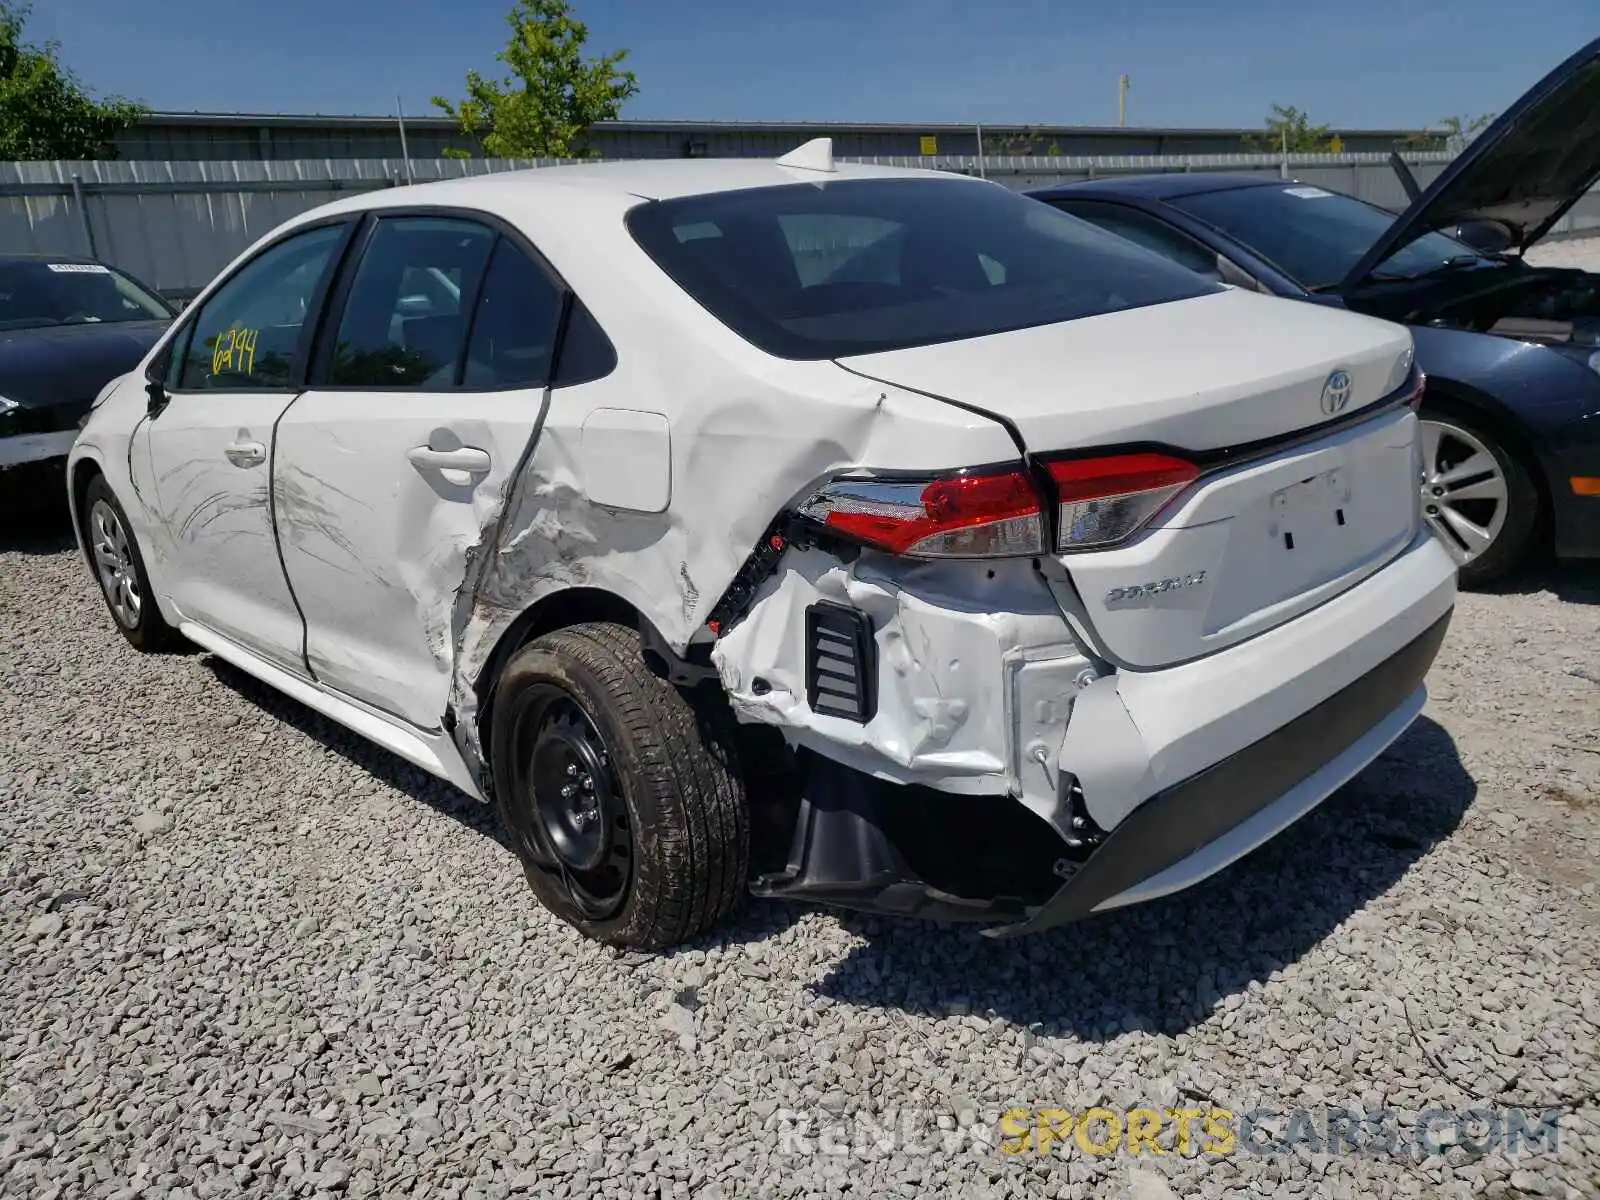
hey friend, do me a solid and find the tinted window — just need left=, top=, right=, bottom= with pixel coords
left=551, top=299, right=617, bottom=387
left=1052, top=201, right=1223, bottom=281
left=178, top=225, right=346, bottom=390
left=1170, top=184, right=1493, bottom=290
left=626, top=178, right=1218, bottom=360
left=0, top=260, right=171, bottom=332
left=461, top=240, right=564, bottom=388
left=328, top=217, right=494, bottom=387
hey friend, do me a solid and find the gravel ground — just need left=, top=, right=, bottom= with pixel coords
left=3, top=249, right=1600, bottom=1198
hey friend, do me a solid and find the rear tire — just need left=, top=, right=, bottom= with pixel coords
left=489, top=622, right=749, bottom=949
left=81, top=475, right=179, bottom=652
left=1418, top=406, right=1539, bottom=587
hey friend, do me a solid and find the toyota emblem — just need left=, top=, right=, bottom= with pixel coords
left=1320, top=369, right=1352, bottom=416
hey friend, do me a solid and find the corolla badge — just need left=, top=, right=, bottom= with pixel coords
left=1320, top=369, right=1353, bottom=416
left=1105, top=570, right=1207, bottom=606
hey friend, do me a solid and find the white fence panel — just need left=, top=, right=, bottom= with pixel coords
left=3, top=150, right=1591, bottom=298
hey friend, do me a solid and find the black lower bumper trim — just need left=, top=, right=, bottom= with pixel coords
left=750, top=755, right=1056, bottom=924
left=987, top=609, right=1453, bottom=936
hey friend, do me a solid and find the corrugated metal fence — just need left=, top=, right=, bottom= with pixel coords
left=3, top=150, right=1595, bottom=300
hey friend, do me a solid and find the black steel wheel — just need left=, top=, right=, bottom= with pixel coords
left=489, top=622, right=749, bottom=949
left=514, top=686, right=633, bottom=920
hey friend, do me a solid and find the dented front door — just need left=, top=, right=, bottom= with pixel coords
left=144, top=222, right=352, bottom=671
left=272, top=218, right=564, bottom=730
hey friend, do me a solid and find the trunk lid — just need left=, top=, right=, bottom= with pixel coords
left=836, top=287, right=1414, bottom=455
left=1342, top=36, right=1600, bottom=285
left=837, top=288, right=1420, bottom=668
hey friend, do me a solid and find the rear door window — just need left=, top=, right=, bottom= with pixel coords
left=326, top=217, right=495, bottom=388
left=461, top=239, right=565, bottom=388
left=626, top=178, right=1218, bottom=360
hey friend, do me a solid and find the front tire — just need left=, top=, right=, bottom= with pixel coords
left=81, top=475, right=178, bottom=651
left=1418, top=407, right=1539, bottom=587
left=489, top=622, right=749, bottom=949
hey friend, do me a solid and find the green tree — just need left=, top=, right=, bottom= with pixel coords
left=1436, top=112, right=1496, bottom=154
left=0, top=1, right=145, bottom=159
left=1245, top=104, right=1337, bottom=154
left=986, top=126, right=1062, bottom=157
left=433, top=0, right=638, bottom=159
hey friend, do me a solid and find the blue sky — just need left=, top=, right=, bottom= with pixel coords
left=36, top=0, right=1597, bottom=129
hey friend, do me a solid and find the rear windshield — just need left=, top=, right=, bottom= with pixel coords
left=1168, top=183, right=1489, bottom=290
left=626, top=178, right=1219, bottom=359
left=0, top=260, right=172, bottom=332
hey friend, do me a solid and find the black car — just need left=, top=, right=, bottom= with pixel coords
left=1030, top=37, right=1600, bottom=585
left=0, top=254, right=173, bottom=496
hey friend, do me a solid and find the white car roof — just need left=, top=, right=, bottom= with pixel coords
left=314, top=157, right=974, bottom=219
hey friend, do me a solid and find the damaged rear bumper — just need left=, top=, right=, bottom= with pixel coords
left=988, top=607, right=1448, bottom=935
left=753, top=607, right=1451, bottom=935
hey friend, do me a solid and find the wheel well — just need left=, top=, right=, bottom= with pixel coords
left=68, top=459, right=104, bottom=562
left=471, top=587, right=643, bottom=748
left=70, top=458, right=102, bottom=524
left=1421, top=379, right=1551, bottom=534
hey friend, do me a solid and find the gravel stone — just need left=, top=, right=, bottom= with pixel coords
left=3, top=288, right=1600, bottom=1197
left=130, top=810, right=171, bottom=836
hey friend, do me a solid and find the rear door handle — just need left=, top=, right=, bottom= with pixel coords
left=407, top=445, right=491, bottom=474
left=224, top=440, right=266, bottom=468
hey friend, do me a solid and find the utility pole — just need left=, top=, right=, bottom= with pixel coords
left=396, top=94, right=415, bottom=185
left=1117, top=74, right=1130, bottom=127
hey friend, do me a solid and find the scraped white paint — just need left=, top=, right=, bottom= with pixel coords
left=271, top=391, right=546, bottom=730
left=137, top=391, right=303, bottom=673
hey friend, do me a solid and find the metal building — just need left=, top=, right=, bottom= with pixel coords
left=114, top=112, right=1438, bottom=162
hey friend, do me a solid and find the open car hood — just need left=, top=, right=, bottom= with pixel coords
left=1342, top=36, right=1600, bottom=291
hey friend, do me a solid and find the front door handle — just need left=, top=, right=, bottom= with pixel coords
left=407, top=445, right=491, bottom=474
left=224, top=439, right=266, bottom=468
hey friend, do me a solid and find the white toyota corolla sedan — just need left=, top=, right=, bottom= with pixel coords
left=69, top=142, right=1457, bottom=949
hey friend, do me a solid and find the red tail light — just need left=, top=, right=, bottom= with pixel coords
left=798, top=468, right=1044, bottom=558
left=1046, top=452, right=1199, bottom=551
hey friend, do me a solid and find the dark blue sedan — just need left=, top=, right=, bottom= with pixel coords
left=0, top=254, right=173, bottom=499
left=1030, top=37, right=1600, bottom=585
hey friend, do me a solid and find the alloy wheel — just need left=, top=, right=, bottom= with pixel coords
left=1418, top=419, right=1509, bottom=569
left=89, top=499, right=141, bottom=628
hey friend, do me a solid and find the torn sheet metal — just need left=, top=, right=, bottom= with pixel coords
left=710, top=548, right=1094, bottom=806
left=444, top=356, right=1020, bottom=784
